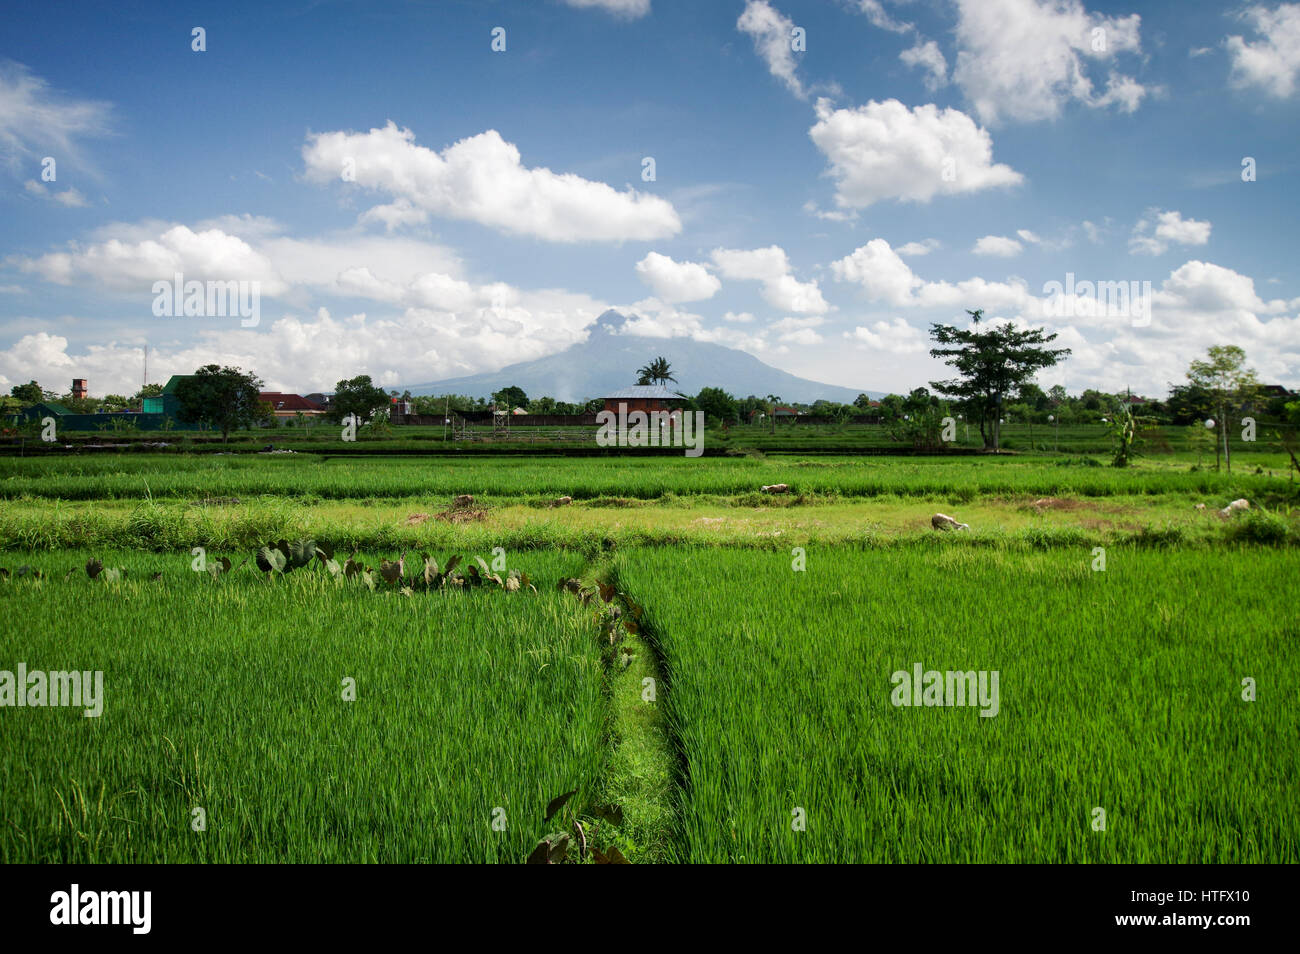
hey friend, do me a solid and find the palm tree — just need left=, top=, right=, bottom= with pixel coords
left=636, top=356, right=677, bottom=387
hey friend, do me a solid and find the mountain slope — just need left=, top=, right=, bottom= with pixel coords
left=405, top=310, right=880, bottom=403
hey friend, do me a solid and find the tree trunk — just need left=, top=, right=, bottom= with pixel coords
left=1223, top=402, right=1231, bottom=474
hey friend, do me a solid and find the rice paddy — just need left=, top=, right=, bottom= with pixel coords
left=1, top=449, right=1296, bottom=863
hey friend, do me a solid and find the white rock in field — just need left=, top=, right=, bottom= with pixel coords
left=761, top=483, right=790, bottom=494
left=554, top=495, right=573, bottom=507
left=453, top=494, right=474, bottom=507
left=1220, top=498, right=1250, bottom=517
left=932, top=513, right=970, bottom=531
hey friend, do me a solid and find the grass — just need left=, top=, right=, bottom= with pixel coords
left=2, top=489, right=1296, bottom=553
left=615, top=545, right=1300, bottom=863
left=0, top=549, right=606, bottom=862
left=2, top=448, right=1296, bottom=863
left=1, top=450, right=1295, bottom=503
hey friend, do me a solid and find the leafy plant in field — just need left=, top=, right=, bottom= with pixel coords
left=528, top=786, right=628, bottom=864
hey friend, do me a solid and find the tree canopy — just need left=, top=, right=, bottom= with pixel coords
left=173, top=365, right=266, bottom=441
left=928, top=310, right=1071, bottom=450
left=492, top=386, right=528, bottom=410
left=637, top=357, right=676, bottom=387
left=331, top=375, right=391, bottom=425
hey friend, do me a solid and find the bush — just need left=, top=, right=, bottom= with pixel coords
left=1224, top=510, right=1290, bottom=545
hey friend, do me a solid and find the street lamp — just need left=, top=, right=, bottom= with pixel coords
left=1048, top=414, right=1057, bottom=453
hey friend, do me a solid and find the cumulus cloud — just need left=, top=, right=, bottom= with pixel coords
left=710, top=245, right=829, bottom=313
left=560, top=0, right=651, bottom=18
left=634, top=252, right=721, bottom=302
left=301, top=122, right=680, bottom=242
left=737, top=0, right=807, bottom=99
left=1038, top=260, right=1300, bottom=392
left=19, top=224, right=290, bottom=296
left=1226, top=3, right=1300, bottom=98
left=845, top=317, right=930, bottom=354
left=0, top=284, right=615, bottom=398
left=831, top=237, right=1035, bottom=311
left=1129, top=209, right=1212, bottom=256
left=0, top=62, right=112, bottom=175
left=614, top=297, right=773, bottom=353
left=973, top=235, right=1024, bottom=257
left=951, top=0, right=1148, bottom=124
left=808, top=98, right=1023, bottom=209
left=900, top=40, right=948, bottom=91
left=770, top=315, right=825, bottom=346
left=896, top=239, right=941, bottom=256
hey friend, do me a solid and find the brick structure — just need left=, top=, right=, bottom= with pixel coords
left=602, top=385, right=686, bottom=415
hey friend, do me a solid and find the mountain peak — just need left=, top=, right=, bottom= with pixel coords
left=591, top=309, right=628, bottom=335
left=405, top=316, right=881, bottom=404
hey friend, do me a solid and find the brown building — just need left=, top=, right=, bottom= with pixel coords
left=602, top=385, right=687, bottom=415
left=72, top=378, right=88, bottom=400
left=258, top=392, right=326, bottom=419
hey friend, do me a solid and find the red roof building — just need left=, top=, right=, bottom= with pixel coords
left=258, top=392, right=326, bottom=418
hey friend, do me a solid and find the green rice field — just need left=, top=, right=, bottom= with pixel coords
left=1, top=448, right=1297, bottom=863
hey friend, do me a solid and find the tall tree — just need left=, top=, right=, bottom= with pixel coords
left=928, top=310, right=1071, bottom=450
left=173, top=365, right=266, bottom=441
left=695, top=386, right=738, bottom=424
left=1186, top=345, right=1259, bottom=473
left=492, top=385, right=528, bottom=410
left=636, top=356, right=676, bottom=386
left=331, top=375, right=392, bottom=425
left=9, top=381, right=43, bottom=406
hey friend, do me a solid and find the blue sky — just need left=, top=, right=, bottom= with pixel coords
left=2, top=0, right=1298, bottom=400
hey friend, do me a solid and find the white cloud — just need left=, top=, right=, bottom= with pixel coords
left=900, top=40, right=948, bottom=91
left=896, top=239, right=941, bottom=256
left=802, top=200, right=858, bottom=223
left=737, top=0, right=807, bottom=99
left=615, top=298, right=773, bottom=353
left=722, top=310, right=756, bottom=323
left=831, top=237, right=1035, bottom=311
left=767, top=314, right=825, bottom=346
left=1129, top=209, right=1212, bottom=256
left=809, top=98, right=1023, bottom=209
left=1226, top=3, right=1300, bottom=98
left=710, top=245, right=829, bottom=313
left=830, top=239, right=923, bottom=306
left=851, top=0, right=914, bottom=34
left=634, top=252, right=721, bottom=302
left=23, top=179, right=88, bottom=207
left=561, top=0, right=651, bottom=18
left=20, top=224, right=290, bottom=296
left=951, top=0, right=1148, bottom=124
left=973, top=235, right=1023, bottom=257
left=0, top=62, right=112, bottom=175
left=777, top=327, right=823, bottom=346
left=845, top=317, right=930, bottom=354
left=301, top=122, right=680, bottom=242
left=0, top=284, right=617, bottom=398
